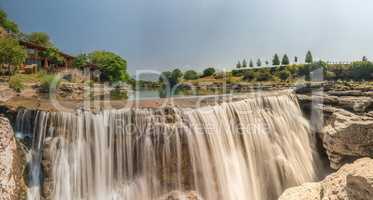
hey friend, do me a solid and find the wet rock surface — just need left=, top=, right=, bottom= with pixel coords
left=158, top=191, right=204, bottom=200
left=279, top=158, right=373, bottom=200
left=0, top=117, right=26, bottom=200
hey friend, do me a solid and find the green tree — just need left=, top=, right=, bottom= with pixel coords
left=305, top=50, right=313, bottom=63
left=242, top=59, right=247, bottom=68
left=277, top=70, right=291, bottom=81
left=350, top=61, right=373, bottom=80
left=0, top=37, right=27, bottom=75
left=39, top=47, right=63, bottom=65
left=73, top=53, right=89, bottom=69
left=272, top=54, right=280, bottom=66
left=184, top=70, right=199, bottom=80
left=89, top=51, right=129, bottom=82
left=236, top=61, right=242, bottom=69
left=294, top=56, right=298, bottom=63
left=257, top=59, right=262, bottom=67
left=281, top=54, right=290, bottom=65
left=242, top=70, right=257, bottom=81
left=202, top=67, right=216, bottom=77
left=362, top=56, right=368, bottom=62
left=0, top=9, right=19, bottom=34
left=265, top=60, right=269, bottom=65
left=27, top=32, right=53, bottom=47
left=249, top=60, right=254, bottom=67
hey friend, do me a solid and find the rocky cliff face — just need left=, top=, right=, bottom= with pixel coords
left=320, top=107, right=373, bottom=169
left=0, top=117, right=26, bottom=200
left=279, top=157, right=373, bottom=200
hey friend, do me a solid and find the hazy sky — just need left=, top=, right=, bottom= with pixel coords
left=1, top=0, right=373, bottom=74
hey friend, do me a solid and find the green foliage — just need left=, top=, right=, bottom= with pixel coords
left=362, top=56, right=368, bottom=62
left=305, top=50, right=313, bottom=63
left=40, top=74, right=61, bottom=92
left=8, top=76, right=24, bottom=92
left=0, top=37, right=27, bottom=74
left=202, top=67, right=216, bottom=77
left=294, top=56, right=298, bottom=63
left=27, top=32, right=53, bottom=47
left=39, top=47, right=63, bottom=64
left=256, top=69, right=273, bottom=81
left=242, top=70, right=257, bottom=81
left=89, top=51, right=129, bottom=83
left=272, top=54, right=280, bottom=66
left=0, top=9, right=19, bottom=34
left=73, top=53, right=89, bottom=69
left=242, top=59, right=247, bottom=68
left=184, top=70, right=199, bottom=80
left=236, top=61, right=242, bottom=68
left=231, top=69, right=243, bottom=77
left=281, top=54, right=290, bottom=65
left=276, top=69, right=291, bottom=81
left=297, top=61, right=327, bottom=80
left=249, top=60, right=254, bottom=67
left=159, top=69, right=183, bottom=88
left=257, top=59, right=262, bottom=67
left=350, top=61, right=373, bottom=80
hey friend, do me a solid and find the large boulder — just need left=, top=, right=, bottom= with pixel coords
left=320, top=107, right=373, bottom=169
left=279, top=158, right=373, bottom=200
left=0, top=117, right=26, bottom=200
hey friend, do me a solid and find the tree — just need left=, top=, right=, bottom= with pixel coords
left=27, top=32, right=53, bottom=47
left=281, top=54, right=290, bottom=65
left=277, top=70, right=291, bottom=81
left=265, top=61, right=269, bottom=65
left=272, top=54, right=280, bottom=66
left=89, top=51, right=129, bottom=82
left=257, top=59, right=262, bottom=67
left=184, top=70, right=199, bottom=80
left=0, top=9, right=19, bottom=34
left=0, top=37, right=27, bottom=75
left=202, top=67, right=216, bottom=77
left=242, top=70, right=257, bottom=81
left=249, top=60, right=254, bottom=67
left=305, top=50, right=313, bottom=64
left=73, top=53, right=89, bottom=69
left=236, top=61, right=242, bottom=69
left=350, top=61, right=373, bottom=80
left=294, top=56, right=298, bottom=63
left=242, top=59, right=247, bottom=68
left=362, top=56, right=368, bottom=62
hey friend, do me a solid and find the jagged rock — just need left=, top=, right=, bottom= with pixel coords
left=320, top=107, right=373, bottom=169
left=279, top=158, right=373, bottom=200
left=0, top=117, right=26, bottom=200
left=158, top=191, right=204, bottom=200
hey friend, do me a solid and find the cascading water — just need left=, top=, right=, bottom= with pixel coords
left=17, top=92, right=321, bottom=200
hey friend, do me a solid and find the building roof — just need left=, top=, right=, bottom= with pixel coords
left=19, top=40, right=75, bottom=60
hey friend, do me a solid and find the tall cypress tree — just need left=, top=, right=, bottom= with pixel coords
left=281, top=54, right=290, bottom=65
left=249, top=59, right=254, bottom=67
left=305, top=50, right=313, bottom=63
left=257, top=59, right=262, bottom=67
left=236, top=61, right=242, bottom=68
left=242, top=59, right=248, bottom=68
left=272, top=54, right=280, bottom=66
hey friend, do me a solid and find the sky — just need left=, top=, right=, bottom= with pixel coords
left=1, top=0, right=373, bottom=75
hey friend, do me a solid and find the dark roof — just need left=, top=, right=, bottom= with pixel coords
left=19, top=40, right=75, bottom=59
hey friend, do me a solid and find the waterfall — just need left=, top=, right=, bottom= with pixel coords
left=17, top=92, right=321, bottom=200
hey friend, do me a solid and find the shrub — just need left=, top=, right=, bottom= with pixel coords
left=242, top=70, right=257, bottom=81
left=277, top=70, right=291, bottom=81
left=256, top=70, right=273, bottom=81
left=350, top=61, right=373, bottom=80
left=40, top=74, right=61, bottom=92
left=184, top=70, right=199, bottom=80
left=8, top=76, right=24, bottom=92
left=202, top=67, right=216, bottom=77
left=231, top=69, right=244, bottom=77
